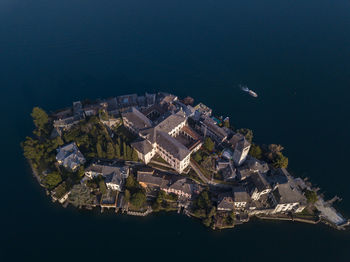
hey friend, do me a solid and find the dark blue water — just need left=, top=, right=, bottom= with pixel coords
left=1, top=0, right=350, bottom=261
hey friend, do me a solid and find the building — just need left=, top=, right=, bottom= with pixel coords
left=194, top=103, right=212, bottom=117
left=100, top=189, right=117, bottom=209
left=248, top=172, right=271, bottom=201
left=228, top=133, right=245, bottom=148
left=122, top=107, right=153, bottom=134
left=162, top=178, right=193, bottom=199
left=200, top=116, right=228, bottom=143
left=124, top=107, right=192, bottom=173
left=216, top=160, right=236, bottom=181
left=217, top=193, right=235, bottom=211
left=137, top=171, right=168, bottom=188
left=246, top=158, right=269, bottom=174
left=85, top=163, right=129, bottom=191
left=56, top=142, right=86, bottom=171
left=233, top=138, right=251, bottom=166
left=233, top=187, right=250, bottom=210
left=271, top=183, right=307, bottom=214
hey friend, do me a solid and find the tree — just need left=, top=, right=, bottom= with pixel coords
left=68, top=184, right=95, bottom=207
left=249, top=144, right=262, bottom=159
left=203, top=217, right=212, bottom=227
left=31, top=107, right=49, bottom=131
left=43, top=172, right=62, bottom=188
left=272, top=152, right=288, bottom=168
left=305, top=190, right=318, bottom=204
left=193, top=151, right=202, bottom=163
left=132, top=149, right=138, bottom=161
left=106, top=142, right=115, bottom=159
left=22, top=136, right=43, bottom=164
left=265, top=144, right=284, bottom=160
left=130, top=191, right=146, bottom=209
left=203, top=137, right=215, bottom=152
left=77, top=166, right=85, bottom=178
left=224, top=119, right=230, bottom=128
left=99, top=180, right=107, bottom=195
left=125, top=175, right=136, bottom=190
left=96, top=143, right=104, bottom=158
left=115, top=142, right=121, bottom=158
left=123, top=142, right=127, bottom=159
left=124, top=189, right=131, bottom=203
left=237, top=128, right=253, bottom=143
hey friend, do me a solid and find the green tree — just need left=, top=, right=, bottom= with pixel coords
left=249, top=144, right=262, bottom=159
left=96, top=143, right=104, bottom=158
left=203, top=137, right=215, bottom=152
left=106, top=142, right=115, bottom=159
left=77, top=166, right=85, bottom=178
left=124, top=189, right=131, bottom=203
left=203, top=217, right=212, bottom=227
left=193, top=151, right=202, bottom=162
left=99, top=180, right=107, bottom=194
left=68, top=184, right=95, bottom=207
left=224, top=119, right=230, bottom=128
left=127, top=145, right=133, bottom=160
left=125, top=175, right=136, bottom=190
left=22, top=136, right=43, bottom=164
left=305, top=190, right=318, bottom=204
left=43, top=172, right=62, bottom=188
left=130, top=191, right=146, bottom=209
left=31, top=107, right=49, bottom=131
left=132, top=149, right=138, bottom=161
left=237, top=128, right=253, bottom=143
left=115, top=142, right=121, bottom=158
left=272, top=152, right=288, bottom=168
left=123, top=142, right=127, bottom=159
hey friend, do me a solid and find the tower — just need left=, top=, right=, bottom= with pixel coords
left=233, top=138, right=251, bottom=166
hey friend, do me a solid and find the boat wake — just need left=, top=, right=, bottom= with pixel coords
left=239, top=84, right=258, bottom=98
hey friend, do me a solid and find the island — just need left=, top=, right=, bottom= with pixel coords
left=22, top=92, right=349, bottom=230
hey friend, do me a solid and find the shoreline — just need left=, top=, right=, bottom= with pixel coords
left=22, top=92, right=349, bottom=231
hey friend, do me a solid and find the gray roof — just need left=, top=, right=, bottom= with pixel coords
left=237, top=166, right=255, bottom=180
left=56, top=142, right=85, bottom=170
left=220, top=162, right=236, bottom=181
left=155, top=111, right=186, bottom=134
left=246, top=158, right=269, bottom=174
left=166, top=178, right=193, bottom=195
left=101, top=189, right=117, bottom=205
left=137, top=173, right=168, bottom=187
left=201, top=116, right=228, bottom=140
left=250, top=172, right=271, bottom=192
left=156, top=131, right=191, bottom=161
left=217, top=193, right=234, bottom=210
left=122, top=107, right=153, bottom=130
left=235, top=138, right=250, bottom=152
left=139, top=127, right=157, bottom=144
left=273, top=183, right=307, bottom=204
left=131, top=140, right=154, bottom=154
left=233, top=187, right=250, bottom=202
left=229, top=133, right=245, bottom=148
left=86, top=163, right=129, bottom=187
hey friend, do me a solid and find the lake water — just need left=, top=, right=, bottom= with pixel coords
left=1, top=0, right=350, bottom=261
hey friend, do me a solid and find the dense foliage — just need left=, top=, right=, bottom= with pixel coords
left=305, top=190, right=318, bottom=204
left=249, top=144, right=262, bottom=159
left=203, top=137, right=215, bottom=152
left=236, top=128, right=253, bottom=143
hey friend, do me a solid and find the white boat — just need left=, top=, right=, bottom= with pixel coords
left=240, top=85, right=258, bottom=98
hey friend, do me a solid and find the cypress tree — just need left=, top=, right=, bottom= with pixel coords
left=115, top=142, right=121, bottom=158
left=96, top=143, right=104, bottom=158
left=106, top=142, right=115, bottom=159
left=123, top=141, right=127, bottom=159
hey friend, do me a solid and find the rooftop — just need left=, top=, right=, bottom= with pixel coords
left=122, top=107, right=153, bottom=130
